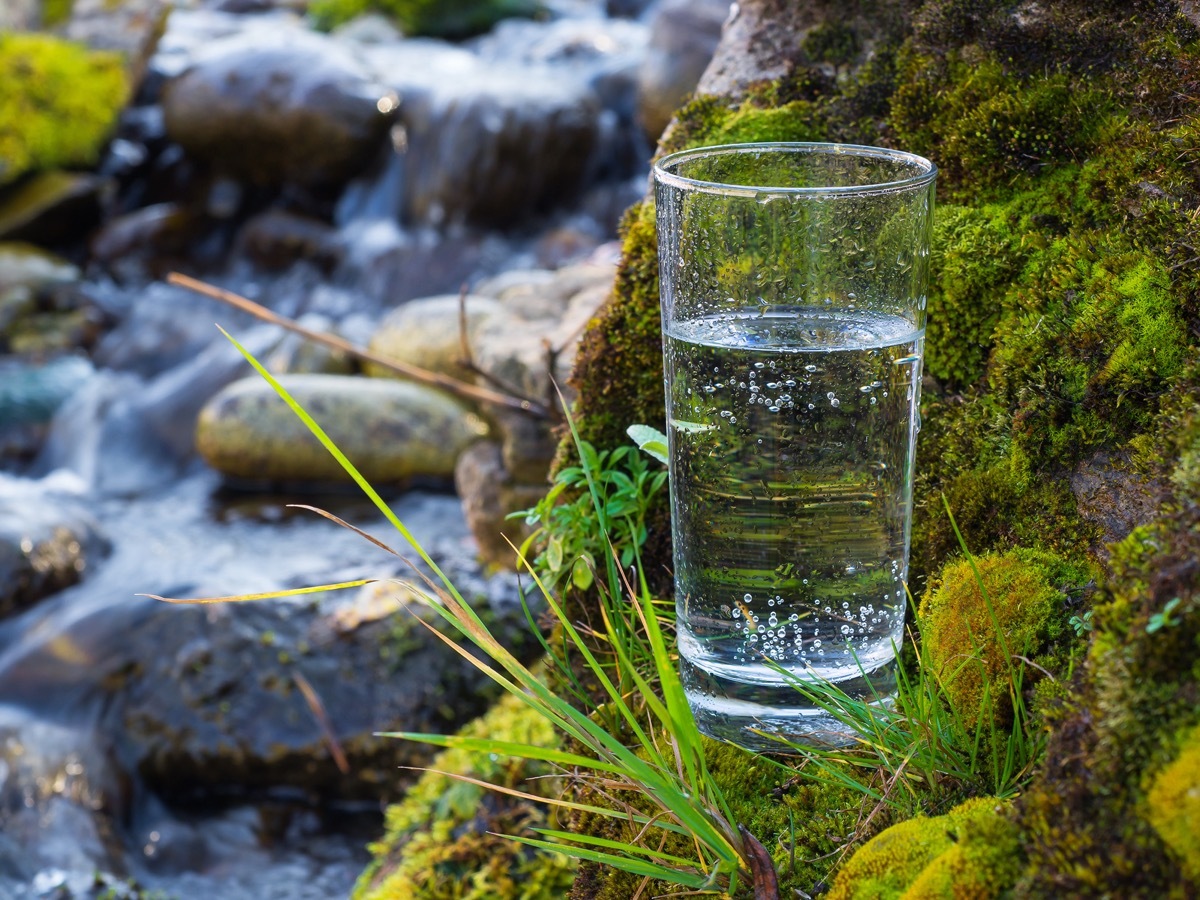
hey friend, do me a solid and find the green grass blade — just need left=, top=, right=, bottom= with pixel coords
left=502, top=835, right=717, bottom=889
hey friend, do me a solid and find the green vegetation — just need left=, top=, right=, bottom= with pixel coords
left=176, top=1, right=1200, bottom=896
left=513, top=434, right=666, bottom=595
left=355, top=690, right=578, bottom=900
left=0, top=33, right=128, bottom=186
left=826, top=797, right=1021, bottom=900
left=918, top=548, right=1091, bottom=733
left=555, top=1, right=1200, bottom=897
left=308, top=0, right=540, bottom=38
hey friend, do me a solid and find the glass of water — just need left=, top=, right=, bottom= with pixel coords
left=652, top=142, right=936, bottom=750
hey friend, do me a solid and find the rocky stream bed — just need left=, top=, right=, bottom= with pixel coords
left=0, top=0, right=729, bottom=895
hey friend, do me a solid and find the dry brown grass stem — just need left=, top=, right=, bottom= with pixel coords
left=167, top=271, right=550, bottom=417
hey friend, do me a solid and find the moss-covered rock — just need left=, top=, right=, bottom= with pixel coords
left=0, top=33, right=128, bottom=186
left=918, top=549, right=1092, bottom=732
left=828, top=797, right=1021, bottom=900
left=354, top=689, right=578, bottom=900
left=1146, top=723, right=1200, bottom=882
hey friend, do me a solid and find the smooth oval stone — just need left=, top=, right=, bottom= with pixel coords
left=366, top=293, right=501, bottom=382
left=195, top=374, right=489, bottom=484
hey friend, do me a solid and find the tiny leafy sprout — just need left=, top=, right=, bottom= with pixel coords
left=626, top=423, right=669, bottom=465
left=1069, top=610, right=1093, bottom=636
left=1147, top=597, right=1183, bottom=634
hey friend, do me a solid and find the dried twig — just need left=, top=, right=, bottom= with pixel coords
left=167, top=272, right=550, bottom=418
left=293, top=670, right=351, bottom=775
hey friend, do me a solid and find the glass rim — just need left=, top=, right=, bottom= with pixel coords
left=652, top=141, right=937, bottom=197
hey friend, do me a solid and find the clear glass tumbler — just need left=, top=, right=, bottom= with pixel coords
left=652, top=142, right=936, bottom=750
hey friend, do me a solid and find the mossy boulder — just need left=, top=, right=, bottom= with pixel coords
left=827, top=797, right=1021, bottom=900
left=0, top=33, right=128, bottom=187
left=918, top=549, right=1092, bottom=732
left=1146, top=723, right=1200, bottom=882
left=195, top=374, right=490, bottom=486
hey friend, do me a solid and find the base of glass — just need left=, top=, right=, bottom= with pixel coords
left=680, top=654, right=898, bottom=752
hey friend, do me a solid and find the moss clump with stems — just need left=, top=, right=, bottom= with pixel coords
left=0, top=33, right=129, bottom=186
left=918, top=548, right=1092, bottom=733
left=826, top=797, right=1021, bottom=900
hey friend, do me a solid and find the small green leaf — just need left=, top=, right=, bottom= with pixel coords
left=572, top=556, right=594, bottom=591
left=546, top=536, right=564, bottom=572
left=627, top=423, right=669, bottom=464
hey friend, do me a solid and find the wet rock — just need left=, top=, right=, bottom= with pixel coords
left=0, top=243, right=80, bottom=339
left=236, top=210, right=343, bottom=272
left=454, top=440, right=545, bottom=569
left=359, top=40, right=602, bottom=228
left=636, top=0, right=729, bottom=138
left=0, top=355, right=94, bottom=429
left=88, top=203, right=201, bottom=272
left=1071, top=451, right=1165, bottom=556
left=365, top=293, right=502, bottom=382
left=0, top=565, right=538, bottom=805
left=0, top=481, right=108, bottom=619
left=471, top=264, right=613, bottom=399
left=162, top=24, right=396, bottom=188
left=0, top=171, right=110, bottom=244
left=196, top=374, right=490, bottom=485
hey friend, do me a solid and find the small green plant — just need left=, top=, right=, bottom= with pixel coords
left=1070, top=609, right=1094, bottom=635
left=1147, top=597, right=1184, bottom=633
left=511, top=425, right=667, bottom=594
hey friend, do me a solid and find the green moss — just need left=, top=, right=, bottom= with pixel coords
left=662, top=83, right=829, bottom=156
left=924, top=203, right=1025, bottom=387
left=827, top=798, right=1020, bottom=900
left=552, top=3, right=1200, bottom=898
left=919, top=549, right=1092, bottom=732
left=1146, top=723, right=1200, bottom=882
left=354, top=690, right=578, bottom=900
left=0, top=33, right=129, bottom=186
left=41, top=0, right=75, bottom=26
left=309, top=0, right=540, bottom=38
left=1013, top=507, right=1200, bottom=895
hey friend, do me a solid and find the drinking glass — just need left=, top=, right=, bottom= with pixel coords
left=652, top=142, right=936, bottom=750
